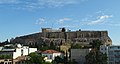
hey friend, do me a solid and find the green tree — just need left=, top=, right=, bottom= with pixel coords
left=89, top=40, right=102, bottom=50
left=27, top=52, right=43, bottom=64
left=43, top=62, right=52, bottom=64
left=53, top=56, right=64, bottom=64
left=49, top=41, right=56, bottom=50
left=85, top=40, right=107, bottom=64
left=0, top=55, right=12, bottom=59
left=71, top=44, right=82, bottom=49
left=26, top=52, right=52, bottom=64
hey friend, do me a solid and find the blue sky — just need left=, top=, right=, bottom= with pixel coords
left=0, top=0, right=120, bottom=45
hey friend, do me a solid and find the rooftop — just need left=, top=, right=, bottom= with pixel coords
left=42, top=50, right=60, bottom=54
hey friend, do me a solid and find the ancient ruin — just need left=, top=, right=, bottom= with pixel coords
left=11, top=28, right=112, bottom=46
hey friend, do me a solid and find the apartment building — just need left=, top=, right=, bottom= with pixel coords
left=100, top=45, right=120, bottom=64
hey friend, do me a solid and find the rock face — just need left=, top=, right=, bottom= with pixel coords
left=11, top=28, right=112, bottom=46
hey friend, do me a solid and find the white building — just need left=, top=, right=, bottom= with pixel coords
left=0, top=44, right=37, bottom=59
left=100, top=45, right=120, bottom=64
left=42, top=50, right=63, bottom=62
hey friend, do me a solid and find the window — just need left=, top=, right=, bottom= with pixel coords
left=109, top=51, right=113, bottom=55
left=101, top=48, right=103, bottom=50
left=110, top=47, right=112, bottom=49
left=109, top=57, right=114, bottom=61
left=21, top=49, right=23, bottom=56
left=109, top=62, right=113, bottom=64
left=105, top=48, right=106, bottom=50
left=50, top=55, right=52, bottom=59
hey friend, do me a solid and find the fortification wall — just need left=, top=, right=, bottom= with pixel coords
left=12, top=29, right=112, bottom=46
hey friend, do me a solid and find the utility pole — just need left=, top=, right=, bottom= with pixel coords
left=12, top=51, right=14, bottom=64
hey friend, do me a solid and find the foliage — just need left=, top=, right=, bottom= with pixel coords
left=71, top=44, right=82, bottom=49
left=89, top=40, right=103, bottom=50
left=43, top=62, right=52, bottom=64
left=49, top=41, right=57, bottom=50
left=40, top=46, right=50, bottom=51
left=85, top=40, right=107, bottom=64
left=26, top=52, right=53, bottom=64
left=0, top=55, right=12, bottom=59
left=85, top=51, right=107, bottom=64
left=4, top=46, right=15, bottom=49
left=52, top=56, right=64, bottom=64
left=71, top=43, right=91, bottom=49
left=27, top=52, right=43, bottom=64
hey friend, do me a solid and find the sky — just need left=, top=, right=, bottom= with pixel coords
left=0, top=0, right=120, bottom=45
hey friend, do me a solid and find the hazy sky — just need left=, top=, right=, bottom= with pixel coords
left=0, top=0, right=120, bottom=45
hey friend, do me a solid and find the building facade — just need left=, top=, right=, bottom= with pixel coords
left=0, top=44, right=37, bottom=64
left=100, top=45, right=120, bottom=64
left=42, top=50, right=63, bottom=62
left=71, top=49, right=90, bottom=64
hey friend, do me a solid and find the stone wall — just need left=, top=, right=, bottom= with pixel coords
left=12, top=29, right=112, bottom=46
left=42, top=31, right=112, bottom=45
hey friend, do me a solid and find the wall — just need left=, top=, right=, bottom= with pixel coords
left=22, top=46, right=29, bottom=56
left=71, top=49, right=90, bottom=64
left=53, top=53, right=63, bottom=60
left=29, top=48, right=37, bottom=53
left=13, top=48, right=21, bottom=59
left=12, top=29, right=112, bottom=46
